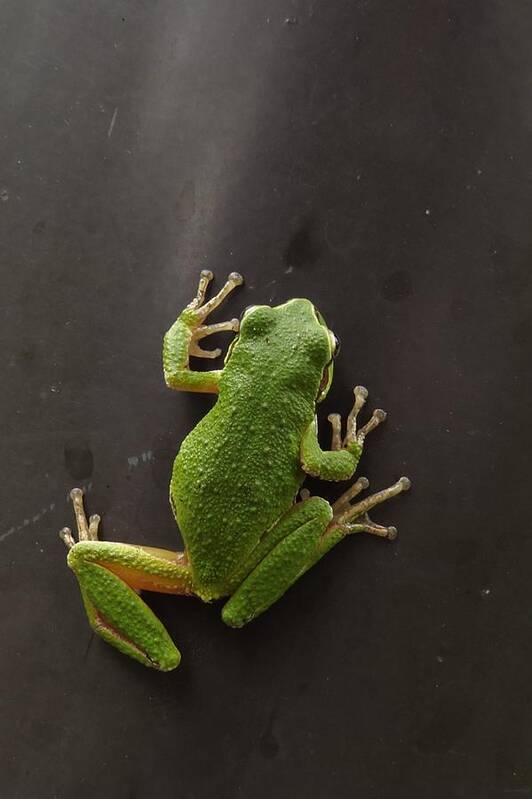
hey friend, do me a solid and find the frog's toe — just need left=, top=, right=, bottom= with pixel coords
left=195, top=271, right=244, bottom=321
left=344, top=516, right=399, bottom=540
left=59, top=527, right=76, bottom=550
left=191, top=269, right=215, bottom=307
left=342, top=385, right=387, bottom=447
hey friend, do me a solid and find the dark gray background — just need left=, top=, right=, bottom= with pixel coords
left=1, top=1, right=531, bottom=797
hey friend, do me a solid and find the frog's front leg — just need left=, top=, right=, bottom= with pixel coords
left=59, top=489, right=195, bottom=671
left=163, top=270, right=243, bottom=393
left=300, top=385, right=386, bottom=481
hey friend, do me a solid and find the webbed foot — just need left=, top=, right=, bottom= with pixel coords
left=331, top=476, right=411, bottom=540
left=185, top=270, right=243, bottom=359
left=59, top=487, right=101, bottom=549
left=327, top=386, right=387, bottom=452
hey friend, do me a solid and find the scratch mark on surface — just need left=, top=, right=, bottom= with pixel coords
left=1, top=447, right=154, bottom=543
left=0, top=501, right=55, bottom=543
left=107, top=107, right=118, bottom=138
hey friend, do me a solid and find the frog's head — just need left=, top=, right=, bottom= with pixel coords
left=229, top=298, right=340, bottom=403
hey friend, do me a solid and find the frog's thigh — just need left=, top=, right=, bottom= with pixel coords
left=221, top=497, right=332, bottom=629
left=67, top=541, right=193, bottom=671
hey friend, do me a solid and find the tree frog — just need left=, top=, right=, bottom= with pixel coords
left=60, top=271, right=411, bottom=671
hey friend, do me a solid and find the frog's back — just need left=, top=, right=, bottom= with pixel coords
left=170, top=300, right=330, bottom=597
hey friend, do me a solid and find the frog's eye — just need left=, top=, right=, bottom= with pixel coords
left=330, top=332, right=341, bottom=359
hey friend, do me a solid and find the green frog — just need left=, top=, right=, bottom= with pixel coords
left=60, top=271, right=410, bottom=670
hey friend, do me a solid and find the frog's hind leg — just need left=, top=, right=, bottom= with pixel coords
left=221, top=476, right=411, bottom=629
left=60, top=489, right=195, bottom=671
left=221, top=497, right=333, bottom=628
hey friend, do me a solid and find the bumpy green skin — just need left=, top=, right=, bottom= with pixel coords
left=171, top=300, right=335, bottom=599
left=221, top=496, right=333, bottom=627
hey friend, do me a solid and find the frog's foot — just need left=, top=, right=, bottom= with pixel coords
left=59, top=487, right=100, bottom=548
left=164, top=271, right=244, bottom=392
left=185, top=270, right=243, bottom=358
left=327, top=386, right=387, bottom=456
left=330, top=475, right=411, bottom=540
left=59, top=488, right=193, bottom=671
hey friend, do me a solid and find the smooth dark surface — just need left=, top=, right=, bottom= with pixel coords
left=1, top=2, right=531, bottom=797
